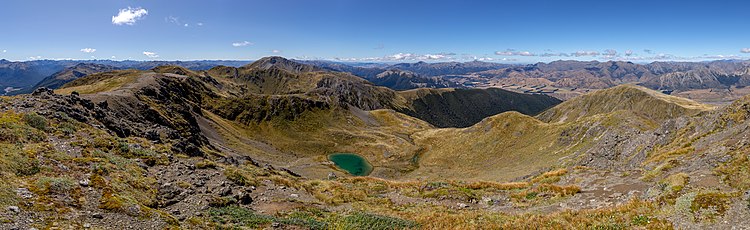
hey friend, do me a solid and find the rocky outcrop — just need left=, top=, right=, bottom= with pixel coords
left=19, top=75, right=215, bottom=156
left=310, top=76, right=402, bottom=110
left=208, top=95, right=331, bottom=124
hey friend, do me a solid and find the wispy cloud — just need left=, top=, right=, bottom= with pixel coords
left=436, top=52, right=457, bottom=56
left=573, top=51, right=600, bottom=57
left=700, top=54, right=742, bottom=59
left=602, top=49, right=617, bottom=58
left=539, top=52, right=570, bottom=57
left=741, top=48, right=750, bottom=53
left=610, top=53, right=742, bottom=62
left=80, top=48, right=96, bottom=53
left=373, top=44, right=384, bottom=50
left=28, top=56, right=42, bottom=60
left=272, top=50, right=281, bottom=53
left=196, top=22, right=204, bottom=26
left=232, top=41, right=254, bottom=47
left=490, top=48, right=740, bottom=61
left=142, top=51, right=159, bottom=58
left=2, top=50, right=6, bottom=53
left=166, top=16, right=191, bottom=27
left=112, top=7, right=148, bottom=25
left=166, top=16, right=181, bottom=26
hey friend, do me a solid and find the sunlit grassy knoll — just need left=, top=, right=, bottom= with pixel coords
left=56, top=70, right=142, bottom=95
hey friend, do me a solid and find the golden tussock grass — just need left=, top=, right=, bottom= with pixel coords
left=401, top=199, right=670, bottom=229
left=531, top=168, right=568, bottom=184
left=541, top=168, right=568, bottom=177
left=465, top=181, right=530, bottom=190
left=537, top=184, right=581, bottom=196
left=339, top=176, right=421, bottom=189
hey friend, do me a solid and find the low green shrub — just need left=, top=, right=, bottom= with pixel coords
left=23, top=113, right=47, bottom=131
left=340, top=212, right=419, bottom=230
left=35, top=176, right=75, bottom=195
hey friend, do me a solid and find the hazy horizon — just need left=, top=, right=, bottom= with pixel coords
left=2, top=56, right=747, bottom=65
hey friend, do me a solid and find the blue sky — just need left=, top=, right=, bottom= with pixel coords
left=1, top=0, right=750, bottom=63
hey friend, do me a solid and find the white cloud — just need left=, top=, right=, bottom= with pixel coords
left=80, top=48, right=96, bottom=53
left=473, top=57, right=497, bottom=61
left=272, top=50, right=281, bottom=53
left=334, top=52, right=455, bottom=62
left=112, top=7, right=148, bottom=25
left=142, top=51, right=159, bottom=58
left=495, top=49, right=535, bottom=56
left=625, top=50, right=634, bottom=56
left=28, top=56, right=42, bottom=60
left=111, top=56, right=117, bottom=59
left=421, top=54, right=450, bottom=60
left=2, top=50, right=5, bottom=53
left=184, top=24, right=189, bottom=27
left=389, top=53, right=414, bottom=60
left=232, top=41, right=254, bottom=47
left=196, top=22, right=204, bottom=26
left=741, top=48, right=750, bottom=53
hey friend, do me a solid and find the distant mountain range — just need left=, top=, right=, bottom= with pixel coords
left=0, top=59, right=250, bottom=94
left=5, top=58, right=750, bottom=102
left=301, top=59, right=750, bottom=96
left=14, top=63, right=119, bottom=94
left=300, top=60, right=462, bottom=90
left=478, top=60, right=750, bottom=90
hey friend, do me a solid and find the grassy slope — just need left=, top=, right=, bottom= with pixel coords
left=537, top=84, right=713, bottom=123
left=55, top=70, right=142, bottom=95
left=407, top=85, right=713, bottom=181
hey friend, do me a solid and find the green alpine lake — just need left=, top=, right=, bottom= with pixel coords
left=328, top=153, right=373, bottom=176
